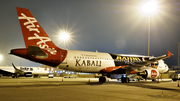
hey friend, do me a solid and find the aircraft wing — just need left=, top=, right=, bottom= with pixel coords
left=12, top=63, right=24, bottom=75
left=129, top=50, right=173, bottom=69
left=26, top=46, right=48, bottom=59
left=101, top=50, right=173, bottom=73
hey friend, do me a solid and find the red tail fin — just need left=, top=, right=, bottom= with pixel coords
left=16, top=7, right=60, bottom=55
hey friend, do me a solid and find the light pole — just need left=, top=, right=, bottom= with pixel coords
left=141, top=0, right=159, bottom=56
left=178, top=42, right=180, bottom=69
left=148, top=13, right=151, bottom=56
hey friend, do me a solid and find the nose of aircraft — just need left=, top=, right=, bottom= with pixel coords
left=164, top=64, right=169, bottom=74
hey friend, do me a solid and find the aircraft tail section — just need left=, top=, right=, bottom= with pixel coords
left=16, top=7, right=60, bottom=55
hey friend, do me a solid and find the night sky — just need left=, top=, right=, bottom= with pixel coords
left=0, top=0, right=180, bottom=67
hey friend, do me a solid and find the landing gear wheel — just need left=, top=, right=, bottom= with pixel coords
left=172, top=79, right=177, bottom=81
left=121, top=78, right=129, bottom=83
left=152, top=79, right=156, bottom=82
left=0, top=74, right=3, bottom=77
left=99, top=77, right=106, bottom=82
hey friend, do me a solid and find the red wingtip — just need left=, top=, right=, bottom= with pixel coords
left=167, top=50, right=173, bottom=58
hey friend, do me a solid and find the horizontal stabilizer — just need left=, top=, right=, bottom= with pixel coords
left=27, top=46, right=46, bottom=56
left=27, top=46, right=48, bottom=59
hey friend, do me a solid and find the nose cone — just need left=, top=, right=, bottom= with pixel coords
left=164, top=64, right=169, bottom=73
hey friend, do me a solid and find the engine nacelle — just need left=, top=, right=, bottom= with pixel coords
left=24, top=72, right=32, bottom=77
left=109, top=74, right=123, bottom=79
left=138, top=69, right=159, bottom=79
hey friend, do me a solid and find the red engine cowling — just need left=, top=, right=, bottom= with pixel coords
left=138, top=69, right=159, bottom=79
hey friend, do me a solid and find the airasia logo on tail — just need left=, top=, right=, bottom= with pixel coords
left=18, top=13, right=40, bottom=33
left=18, top=13, right=57, bottom=55
left=151, top=70, right=157, bottom=78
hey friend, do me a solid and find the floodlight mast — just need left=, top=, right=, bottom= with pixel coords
left=178, top=42, right=180, bottom=70
left=141, top=0, right=159, bottom=56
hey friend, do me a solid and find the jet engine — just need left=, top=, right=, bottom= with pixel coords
left=109, top=74, right=123, bottom=79
left=138, top=69, right=159, bottom=79
left=24, top=72, right=32, bottom=77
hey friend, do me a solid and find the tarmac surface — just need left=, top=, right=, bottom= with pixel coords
left=0, top=77, right=180, bottom=101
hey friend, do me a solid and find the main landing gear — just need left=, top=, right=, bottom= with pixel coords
left=12, top=74, right=19, bottom=78
left=98, top=76, right=130, bottom=83
left=99, top=76, right=106, bottom=82
left=121, top=77, right=129, bottom=83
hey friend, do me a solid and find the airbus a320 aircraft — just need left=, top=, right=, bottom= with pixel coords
left=10, top=7, right=173, bottom=83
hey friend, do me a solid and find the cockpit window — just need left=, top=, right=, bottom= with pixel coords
left=151, top=62, right=159, bottom=68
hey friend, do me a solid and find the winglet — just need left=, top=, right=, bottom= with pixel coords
left=167, top=50, right=173, bottom=58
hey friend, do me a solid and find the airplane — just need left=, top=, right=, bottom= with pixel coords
left=10, top=7, right=173, bottom=83
left=0, top=63, right=50, bottom=78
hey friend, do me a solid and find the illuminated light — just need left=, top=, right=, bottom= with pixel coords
left=57, top=28, right=74, bottom=49
left=0, top=54, right=3, bottom=61
left=141, top=0, right=159, bottom=15
left=59, top=30, right=70, bottom=42
left=59, top=30, right=71, bottom=42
